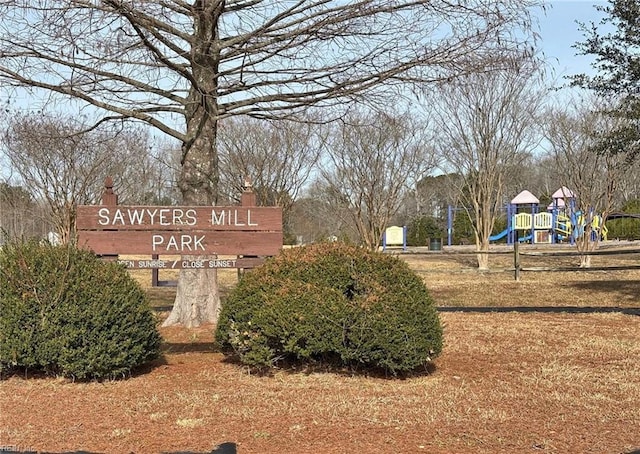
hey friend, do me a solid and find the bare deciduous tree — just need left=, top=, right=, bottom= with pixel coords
left=0, top=0, right=543, bottom=326
left=217, top=117, right=324, bottom=240
left=0, top=182, right=47, bottom=241
left=320, top=109, right=436, bottom=250
left=2, top=114, right=158, bottom=244
left=117, top=137, right=181, bottom=206
left=617, top=158, right=640, bottom=205
left=287, top=195, right=337, bottom=244
left=432, top=66, right=545, bottom=269
left=543, top=97, right=632, bottom=266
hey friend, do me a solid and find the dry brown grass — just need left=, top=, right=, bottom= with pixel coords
left=132, top=245, right=640, bottom=310
left=1, top=245, right=639, bottom=453
left=400, top=244, right=640, bottom=309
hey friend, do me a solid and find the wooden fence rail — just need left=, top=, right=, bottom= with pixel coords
left=513, top=243, right=640, bottom=280
left=390, top=245, right=640, bottom=281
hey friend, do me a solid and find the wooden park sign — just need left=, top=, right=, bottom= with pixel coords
left=76, top=177, right=283, bottom=269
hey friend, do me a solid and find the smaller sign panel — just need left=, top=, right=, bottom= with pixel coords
left=116, top=256, right=265, bottom=269
left=385, top=226, right=405, bottom=246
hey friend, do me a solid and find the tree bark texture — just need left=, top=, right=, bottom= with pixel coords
left=162, top=257, right=220, bottom=328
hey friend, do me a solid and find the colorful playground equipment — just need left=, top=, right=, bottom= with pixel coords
left=447, top=187, right=609, bottom=246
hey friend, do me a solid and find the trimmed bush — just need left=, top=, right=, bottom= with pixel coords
left=215, top=242, right=443, bottom=375
left=0, top=239, right=161, bottom=380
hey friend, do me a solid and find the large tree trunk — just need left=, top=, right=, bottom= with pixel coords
left=162, top=114, right=222, bottom=327
left=163, top=2, right=223, bottom=328
left=162, top=257, right=220, bottom=328
left=163, top=115, right=222, bottom=327
left=576, top=227, right=598, bottom=268
left=163, top=113, right=222, bottom=327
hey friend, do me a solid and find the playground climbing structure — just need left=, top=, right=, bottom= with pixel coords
left=447, top=187, right=610, bottom=246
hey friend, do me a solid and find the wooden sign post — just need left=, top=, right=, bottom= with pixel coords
left=76, top=177, right=283, bottom=276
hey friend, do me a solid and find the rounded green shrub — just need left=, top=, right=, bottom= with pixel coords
left=0, top=239, right=161, bottom=380
left=215, top=242, right=443, bottom=375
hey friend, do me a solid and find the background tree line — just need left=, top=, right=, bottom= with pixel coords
left=3, top=93, right=640, bottom=250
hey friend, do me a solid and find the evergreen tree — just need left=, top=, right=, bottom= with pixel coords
left=571, top=0, right=640, bottom=161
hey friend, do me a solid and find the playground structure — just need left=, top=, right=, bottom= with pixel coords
left=447, top=187, right=609, bottom=246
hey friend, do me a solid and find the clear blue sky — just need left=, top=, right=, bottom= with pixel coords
left=536, top=0, right=609, bottom=83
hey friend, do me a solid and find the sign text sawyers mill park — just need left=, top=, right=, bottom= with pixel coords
left=76, top=205, right=283, bottom=268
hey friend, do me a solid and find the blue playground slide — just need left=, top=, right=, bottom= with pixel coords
left=489, top=229, right=509, bottom=241
left=489, top=229, right=533, bottom=243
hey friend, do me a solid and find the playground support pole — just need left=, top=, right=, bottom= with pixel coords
left=448, top=205, right=453, bottom=246
left=552, top=199, right=558, bottom=244
left=514, top=241, right=521, bottom=281
left=507, top=203, right=515, bottom=245
left=403, top=225, right=407, bottom=251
